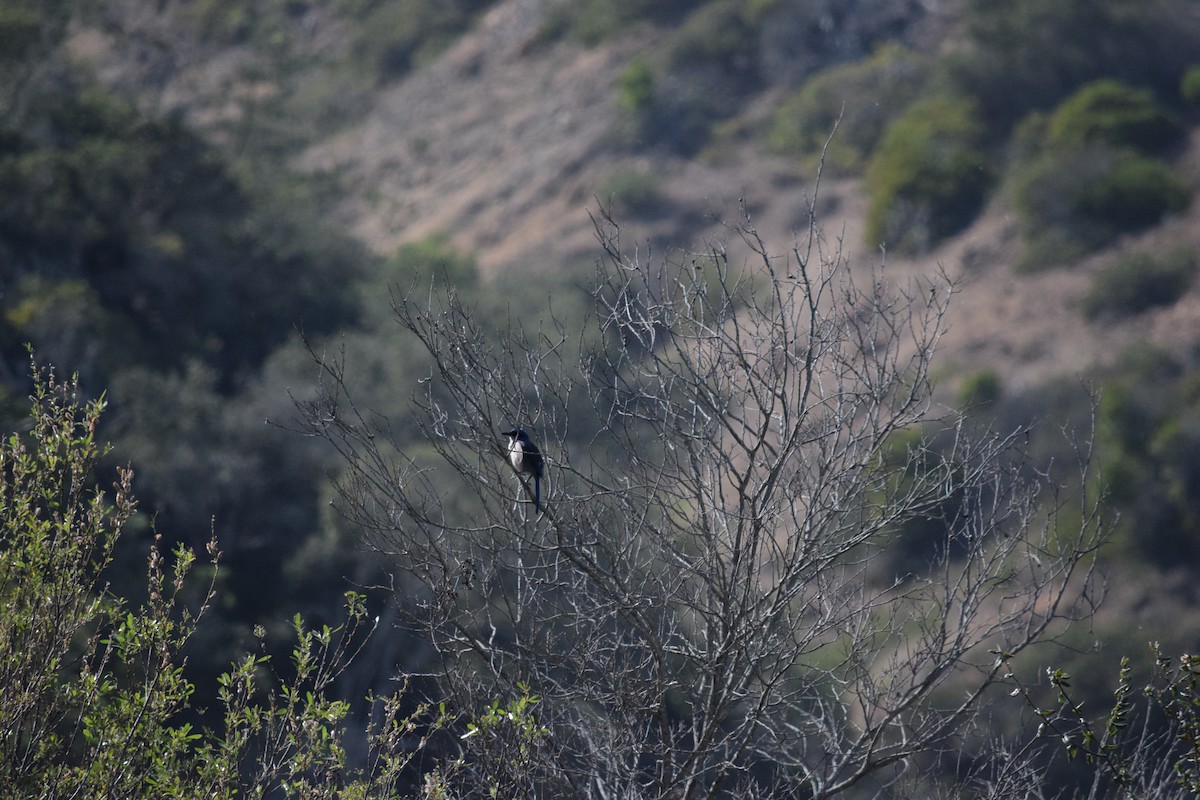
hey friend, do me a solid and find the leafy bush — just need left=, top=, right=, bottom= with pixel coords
left=0, top=83, right=364, bottom=382
left=349, top=0, right=491, bottom=80
left=629, top=0, right=767, bottom=154
left=388, top=231, right=480, bottom=290
left=1005, top=78, right=1188, bottom=271
left=948, top=0, right=1200, bottom=130
left=752, top=0, right=934, bottom=86
left=1011, top=643, right=1200, bottom=796
left=1076, top=151, right=1191, bottom=229
left=1082, top=249, right=1196, bottom=320
left=1090, top=346, right=1200, bottom=569
left=604, top=1, right=771, bottom=154
left=767, top=44, right=930, bottom=174
left=957, top=369, right=1003, bottom=410
left=1183, top=64, right=1200, bottom=106
left=612, top=57, right=657, bottom=146
left=175, top=0, right=255, bottom=44
left=595, top=168, right=666, bottom=217
left=3, top=277, right=141, bottom=382
left=552, top=0, right=654, bottom=44
left=666, top=0, right=759, bottom=83
left=617, top=57, right=655, bottom=116
left=864, top=95, right=993, bottom=252
left=1047, top=79, right=1183, bottom=154
left=1014, top=146, right=1191, bottom=270
left=0, top=364, right=446, bottom=797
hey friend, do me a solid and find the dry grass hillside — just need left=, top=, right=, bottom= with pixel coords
left=75, top=0, right=1200, bottom=395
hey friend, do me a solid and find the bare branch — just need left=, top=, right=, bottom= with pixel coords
left=299, top=181, right=1106, bottom=798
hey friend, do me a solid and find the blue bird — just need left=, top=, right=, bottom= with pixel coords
left=502, top=428, right=544, bottom=513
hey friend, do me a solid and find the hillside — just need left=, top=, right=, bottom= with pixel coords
left=68, top=0, right=1200, bottom=397
left=302, top=1, right=1200, bottom=395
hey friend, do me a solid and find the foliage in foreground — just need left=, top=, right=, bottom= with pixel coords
left=1009, top=643, right=1200, bottom=798
left=0, top=365, right=447, bottom=798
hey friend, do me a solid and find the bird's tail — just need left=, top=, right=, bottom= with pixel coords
left=534, top=476, right=541, bottom=513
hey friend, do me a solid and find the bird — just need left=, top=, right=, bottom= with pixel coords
left=501, top=428, right=544, bottom=514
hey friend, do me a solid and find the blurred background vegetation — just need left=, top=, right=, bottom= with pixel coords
left=3, top=0, right=1200, bottom=794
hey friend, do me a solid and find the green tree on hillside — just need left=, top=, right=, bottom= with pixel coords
left=1047, top=79, right=1184, bottom=153
left=768, top=44, right=931, bottom=174
left=950, top=0, right=1200, bottom=130
left=864, top=95, right=993, bottom=252
left=1011, top=80, right=1191, bottom=270
left=0, top=84, right=364, bottom=385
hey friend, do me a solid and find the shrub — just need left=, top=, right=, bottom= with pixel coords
left=957, top=369, right=1003, bottom=410
left=620, top=63, right=725, bottom=158
left=595, top=168, right=666, bottom=217
left=864, top=95, right=993, bottom=252
left=3, top=276, right=140, bottom=382
left=1013, top=643, right=1200, bottom=797
left=949, top=0, right=1200, bottom=130
left=349, top=0, right=489, bottom=80
left=612, top=57, right=659, bottom=148
left=617, top=57, right=655, bottom=116
left=643, top=1, right=768, bottom=154
left=625, top=65, right=736, bottom=155
left=1086, top=345, right=1200, bottom=569
left=666, top=0, right=758, bottom=83
left=1047, top=79, right=1183, bottom=154
left=1183, top=64, right=1200, bottom=106
left=0, top=83, right=365, bottom=381
left=559, top=0, right=654, bottom=44
left=1082, top=248, right=1196, bottom=320
left=1014, top=147, right=1191, bottom=270
left=1013, top=79, right=1188, bottom=271
left=1074, top=150, right=1191, bottom=230
left=174, top=0, right=251, bottom=44
left=0, top=364, right=445, bottom=796
left=389, top=231, right=479, bottom=289
left=1012, top=149, right=1101, bottom=268
left=766, top=44, right=930, bottom=174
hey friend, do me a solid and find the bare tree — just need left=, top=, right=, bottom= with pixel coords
left=297, top=185, right=1105, bottom=798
